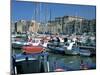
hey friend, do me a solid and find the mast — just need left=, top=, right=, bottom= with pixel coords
left=35, top=2, right=38, bottom=33
left=38, top=2, right=41, bottom=33
left=45, top=3, right=47, bottom=34
left=49, top=8, right=51, bottom=34
left=80, top=18, right=82, bottom=34
left=43, top=3, right=48, bottom=34
left=34, top=2, right=40, bottom=33
left=34, top=2, right=36, bottom=33
left=75, top=12, right=77, bottom=35
left=39, top=2, right=41, bottom=23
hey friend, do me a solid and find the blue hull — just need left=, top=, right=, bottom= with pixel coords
left=12, top=52, right=49, bottom=74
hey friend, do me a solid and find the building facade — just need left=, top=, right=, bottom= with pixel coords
left=47, top=15, right=96, bottom=35
left=29, top=20, right=39, bottom=33
left=11, top=22, right=15, bottom=33
left=11, top=16, right=96, bottom=35
left=47, top=16, right=85, bottom=35
left=12, top=20, right=40, bottom=33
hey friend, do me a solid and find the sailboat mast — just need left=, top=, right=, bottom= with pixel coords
left=49, top=8, right=51, bottom=34
left=34, top=3, right=36, bottom=33
left=80, top=19, right=82, bottom=34
left=44, top=3, right=48, bottom=33
left=49, top=8, right=51, bottom=23
left=34, top=2, right=39, bottom=33
left=37, top=2, right=41, bottom=33
left=75, top=13, right=77, bottom=35
left=74, top=16, right=76, bottom=35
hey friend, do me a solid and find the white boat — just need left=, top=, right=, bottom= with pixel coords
left=64, top=41, right=79, bottom=55
left=27, top=38, right=48, bottom=48
left=12, top=40, right=29, bottom=49
left=47, top=41, right=79, bottom=55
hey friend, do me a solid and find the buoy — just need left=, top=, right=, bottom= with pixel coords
left=54, top=68, right=65, bottom=72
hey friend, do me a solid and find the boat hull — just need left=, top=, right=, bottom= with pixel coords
left=65, top=50, right=79, bottom=55
left=22, top=46, right=44, bottom=54
left=48, top=46, right=65, bottom=54
left=79, top=46, right=96, bottom=56
left=12, top=53, right=48, bottom=74
left=12, top=41, right=29, bottom=49
left=79, top=49, right=91, bottom=56
left=48, top=45, right=79, bottom=55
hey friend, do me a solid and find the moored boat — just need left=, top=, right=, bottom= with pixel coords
left=79, top=49, right=91, bottom=56
left=47, top=42, right=79, bottom=55
left=12, top=37, right=48, bottom=49
left=65, top=49, right=79, bottom=55
left=48, top=46, right=65, bottom=54
left=12, top=52, right=49, bottom=74
left=12, top=40, right=29, bottom=49
left=22, top=45, right=44, bottom=54
left=64, top=42, right=79, bottom=55
left=79, top=46, right=96, bottom=56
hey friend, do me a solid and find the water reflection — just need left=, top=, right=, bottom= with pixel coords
left=48, top=53, right=96, bottom=71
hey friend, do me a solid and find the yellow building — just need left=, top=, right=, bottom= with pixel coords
left=29, top=20, right=39, bottom=33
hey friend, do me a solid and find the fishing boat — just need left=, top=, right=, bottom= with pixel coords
left=64, top=42, right=79, bottom=55
left=79, top=46, right=96, bottom=56
left=12, top=40, right=29, bottom=49
left=27, top=38, right=48, bottom=48
left=27, top=38, right=41, bottom=46
left=65, top=48, right=79, bottom=55
left=21, top=38, right=48, bottom=54
left=22, top=45, right=44, bottom=54
left=12, top=37, right=48, bottom=49
left=79, top=49, right=91, bottom=57
left=47, top=41, right=79, bottom=55
left=48, top=45, right=65, bottom=54
left=12, top=52, right=49, bottom=74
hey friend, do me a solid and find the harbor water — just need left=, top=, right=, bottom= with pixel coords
left=13, top=49, right=96, bottom=72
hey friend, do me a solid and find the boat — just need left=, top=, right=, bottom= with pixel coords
left=48, top=45, right=65, bottom=54
left=12, top=40, right=29, bottom=49
left=65, top=48, right=79, bottom=55
left=27, top=38, right=41, bottom=46
left=47, top=41, right=79, bottom=55
left=79, top=49, right=91, bottom=56
left=79, top=46, right=96, bottom=57
left=79, top=46, right=96, bottom=56
left=27, top=38, right=48, bottom=48
left=47, top=40, right=95, bottom=56
left=21, top=38, right=48, bottom=54
left=22, top=45, right=44, bottom=54
left=64, top=42, right=79, bottom=55
left=12, top=37, right=48, bottom=49
left=11, top=52, right=49, bottom=74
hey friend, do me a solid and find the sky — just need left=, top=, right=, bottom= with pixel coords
left=11, top=0, right=96, bottom=22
